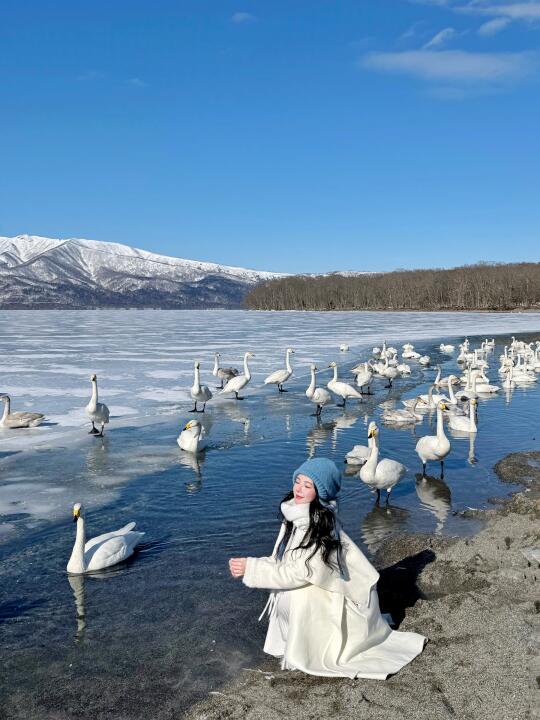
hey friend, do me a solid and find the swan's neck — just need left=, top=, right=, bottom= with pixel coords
left=88, top=381, right=98, bottom=411
left=436, top=407, right=446, bottom=441
left=448, top=380, right=456, bottom=403
left=193, top=366, right=201, bottom=391
left=285, top=351, right=292, bottom=374
left=365, top=443, right=379, bottom=471
left=212, top=355, right=219, bottom=376
left=332, top=365, right=338, bottom=382
left=434, top=368, right=441, bottom=384
left=243, top=354, right=251, bottom=380
left=307, top=369, right=316, bottom=396
left=68, top=517, right=86, bottom=574
left=1, top=398, right=9, bottom=422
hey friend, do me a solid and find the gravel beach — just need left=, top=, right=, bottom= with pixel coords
left=185, top=451, right=540, bottom=720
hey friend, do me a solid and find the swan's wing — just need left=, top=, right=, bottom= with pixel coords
left=9, top=411, right=45, bottom=426
left=84, top=522, right=137, bottom=552
left=378, top=459, right=406, bottom=476
left=85, top=531, right=144, bottom=571
left=312, top=388, right=331, bottom=403
left=264, top=369, right=288, bottom=384
left=96, top=402, right=110, bottom=422
left=220, top=375, right=245, bottom=393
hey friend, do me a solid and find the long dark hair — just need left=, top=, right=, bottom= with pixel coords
left=276, top=490, right=345, bottom=576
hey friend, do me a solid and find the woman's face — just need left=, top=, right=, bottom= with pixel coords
left=293, top=474, right=317, bottom=504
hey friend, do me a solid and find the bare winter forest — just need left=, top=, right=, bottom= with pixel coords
left=244, top=263, right=540, bottom=311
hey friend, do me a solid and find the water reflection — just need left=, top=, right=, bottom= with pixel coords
left=415, top=474, right=451, bottom=534
left=67, top=574, right=86, bottom=643
left=306, top=418, right=336, bottom=458
left=178, top=450, right=206, bottom=492
left=85, top=436, right=111, bottom=477
left=360, top=504, right=410, bottom=552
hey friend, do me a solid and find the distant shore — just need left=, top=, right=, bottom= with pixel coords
left=185, top=451, right=539, bottom=720
left=1, top=306, right=540, bottom=313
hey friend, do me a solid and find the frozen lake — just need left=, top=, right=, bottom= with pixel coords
left=1, top=309, right=540, bottom=718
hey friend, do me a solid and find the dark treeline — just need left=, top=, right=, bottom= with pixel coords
left=244, top=263, right=540, bottom=311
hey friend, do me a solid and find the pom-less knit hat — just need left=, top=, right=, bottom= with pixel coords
left=292, top=457, right=341, bottom=505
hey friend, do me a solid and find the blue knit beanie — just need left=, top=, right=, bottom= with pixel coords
left=292, top=457, right=341, bottom=505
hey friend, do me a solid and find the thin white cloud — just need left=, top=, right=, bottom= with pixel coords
left=478, top=16, right=512, bottom=34
left=231, top=11, right=257, bottom=24
left=400, top=20, right=429, bottom=40
left=423, top=27, right=457, bottom=47
left=128, top=77, right=147, bottom=88
left=457, top=2, right=540, bottom=20
left=360, top=49, right=537, bottom=82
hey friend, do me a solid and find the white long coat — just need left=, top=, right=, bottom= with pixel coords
left=243, top=522, right=426, bottom=679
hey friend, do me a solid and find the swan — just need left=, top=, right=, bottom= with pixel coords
left=0, top=394, right=45, bottom=428
left=345, top=421, right=378, bottom=465
left=306, top=364, right=332, bottom=417
left=474, top=377, right=499, bottom=394
left=448, top=399, right=477, bottom=433
left=220, top=352, right=254, bottom=400
left=340, top=344, right=349, bottom=352
left=359, top=426, right=407, bottom=503
left=264, top=348, right=294, bottom=392
left=502, top=365, right=515, bottom=389
left=67, top=503, right=144, bottom=574
left=190, top=361, right=213, bottom=412
left=352, top=362, right=374, bottom=394
left=415, top=401, right=451, bottom=477
left=381, top=355, right=399, bottom=388
left=434, top=366, right=459, bottom=388
left=397, top=363, right=411, bottom=375
left=382, top=399, right=422, bottom=424
left=456, top=370, right=479, bottom=401
left=439, top=344, right=455, bottom=353
left=86, top=374, right=110, bottom=436
left=177, top=419, right=207, bottom=453
left=403, top=386, right=448, bottom=409
left=327, top=361, right=363, bottom=408
left=212, top=353, right=239, bottom=389
left=418, top=355, right=431, bottom=366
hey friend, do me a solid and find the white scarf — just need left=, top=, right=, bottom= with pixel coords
left=280, top=498, right=310, bottom=532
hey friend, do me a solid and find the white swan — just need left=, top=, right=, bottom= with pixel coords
left=220, top=352, right=254, bottom=400
left=418, top=355, right=431, bottom=366
left=415, top=401, right=451, bottom=477
left=0, top=394, right=45, bottom=428
left=190, top=361, right=213, bottom=413
left=439, top=344, right=455, bottom=353
left=359, top=426, right=407, bottom=503
left=434, top=366, right=459, bottom=388
left=403, top=386, right=448, bottom=410
left=339, top=344, right=349, bottom=352
left=86, top=374, right=110, bottom=436
left=448, top=399, right=477, bottom=433
left=177, top=419, right=207, bottom=453
left=67, top=503, right=144, bottom=574
left=352, top=362, right=374, bottom=394
left=264, top=348, right=294, bottom=392
left=502, top=365, right=515, bottom=389
left=306, top=364, right=332, bottom=417
left=345, top=421, right=378, bottom=465
left=327, top=361, right=363, bottom=408
left=212, top=353, right=239, bottom=389
left=382, top=399, right=422, bottom=424
left=381, top=355, right=399, bottom=388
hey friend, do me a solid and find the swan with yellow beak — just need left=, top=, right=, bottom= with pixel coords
left=177, top=419, right=207, bottom=453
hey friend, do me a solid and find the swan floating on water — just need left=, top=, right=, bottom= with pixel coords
left=415, top=401, right=451, bottom=477
left=359, top=425, right=407, bottom=503
left=448, top=398, right=477, bottom=433
left=345, top=420, right=378, bottom=465
left=220, top=352, right=254, bottom=400
left=382, top=399, right=422, bottom=425
left=264, top=348, right=294, bottom=392
left=212, top=353, right=239, bottom=389
left=85, top=374, right=110, bottom=436
left=0, top=394, right=45, bottom=428
left=306, top=364, right=332, bottom=417
left=327, top=361, right=363, bottom=408
left=190, top=361, right=213, bottom=413
left=67, top=503, right=144, bottom=574
left=177, top=419, right=207, bottom=453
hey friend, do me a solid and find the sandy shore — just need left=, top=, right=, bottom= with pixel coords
left=185, top=451, right=540, bottom=720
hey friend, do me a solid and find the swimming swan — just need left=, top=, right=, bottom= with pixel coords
left=415, top=401, right=451, bottom=477
left=0, top=394, right=45, bottom=428
left=382, top=399, right=422, bottom=424
left=85, top=374, right=110, bottom=436
left=306, top=364, right=332, bottom=417
left=264, top=348, right=294, bottom=392
left=448, top=398, right=477, bottom=433
left=177, top=419, right=207, bottom=453
left=66, top=503, right=144, bottom=574
left=190, top=361, right=213, bottom=413
left=220, top=352, right=254, bottom=400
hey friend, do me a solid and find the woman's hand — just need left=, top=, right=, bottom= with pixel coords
left=229, top=557, right=247, bottom=578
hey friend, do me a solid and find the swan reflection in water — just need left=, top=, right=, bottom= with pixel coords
left=306, top=418, right=336, bottom=458
left=447, top=427, right=478, bottom=465
left=67, top=574, right=86, bottom=643
left=178, top=450, right=206, bottom=493
left=415, top=473, right=451, bottom=534
left=360, top=504, right=410, bottom=553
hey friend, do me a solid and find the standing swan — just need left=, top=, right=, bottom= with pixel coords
left=86, top=374, right=110, bottom=436
left=220, top=352, right=254, bottom=400
left=0, top=394, right=45, bottom=428
left=327, top=361, right=363, bottom=408
left=212, top=353, right=239, bottom=390
left=415, top=401, right=451, bottom=477
left=264, top=348, right=295, bottom=392
left=305, top=364, right=332, bottom=417
left=359, top=425, right=407, bottom=503
left=67, top=503, right=144, bottom=574
left=190, top=361, right=213, bottom=413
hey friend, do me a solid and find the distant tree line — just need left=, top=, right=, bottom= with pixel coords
left=244, top=263, right=540, bottom=311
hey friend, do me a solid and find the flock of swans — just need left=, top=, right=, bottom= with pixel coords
left=3, top=332, right=538, bottom=575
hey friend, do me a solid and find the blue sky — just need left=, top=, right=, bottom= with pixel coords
left=0, top=0, right=538, bottom=273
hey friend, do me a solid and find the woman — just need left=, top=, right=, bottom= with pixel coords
left=229, top=457, right=426, bottom=679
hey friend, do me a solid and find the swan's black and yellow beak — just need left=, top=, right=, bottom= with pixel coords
left=73, top=508, right=80, bottom=522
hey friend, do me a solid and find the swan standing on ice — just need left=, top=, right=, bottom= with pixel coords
left=448, top=399, right=477, bottom=433
left=415, top=401, right=451, bottom=477
left=352, top=362, right=373, bottom=394
left=264, top=348, right=295, bottom=393
left=305, top=364, right=331, bottom=417
left=86, top=374, right=110, bottom=436
left=212, top=353, right=239, bottom=389
left=381, top=356, right=399, bottom=388
left=190, top=361, right=213, bottom=413
left=67, top=503, right=144, bottom=574
left=177, top=419, right=207, bottom=453
left=327, top=361, right=363, bottom=408
left=345, top=421, right=378, bottom=465
left=359, top=425, right=407, bottom=503
left=0, top=394, right=44, bottom=428
left=220, top=352, right=254, bottom=400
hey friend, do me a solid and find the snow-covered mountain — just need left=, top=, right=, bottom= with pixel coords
left=0, top=235, right=284, bottom=309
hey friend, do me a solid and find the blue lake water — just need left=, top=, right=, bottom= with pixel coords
left=1, top=310, right=540, bottom=719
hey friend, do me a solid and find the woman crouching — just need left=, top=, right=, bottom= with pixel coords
left=229, top=457, right=426, bottom=679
